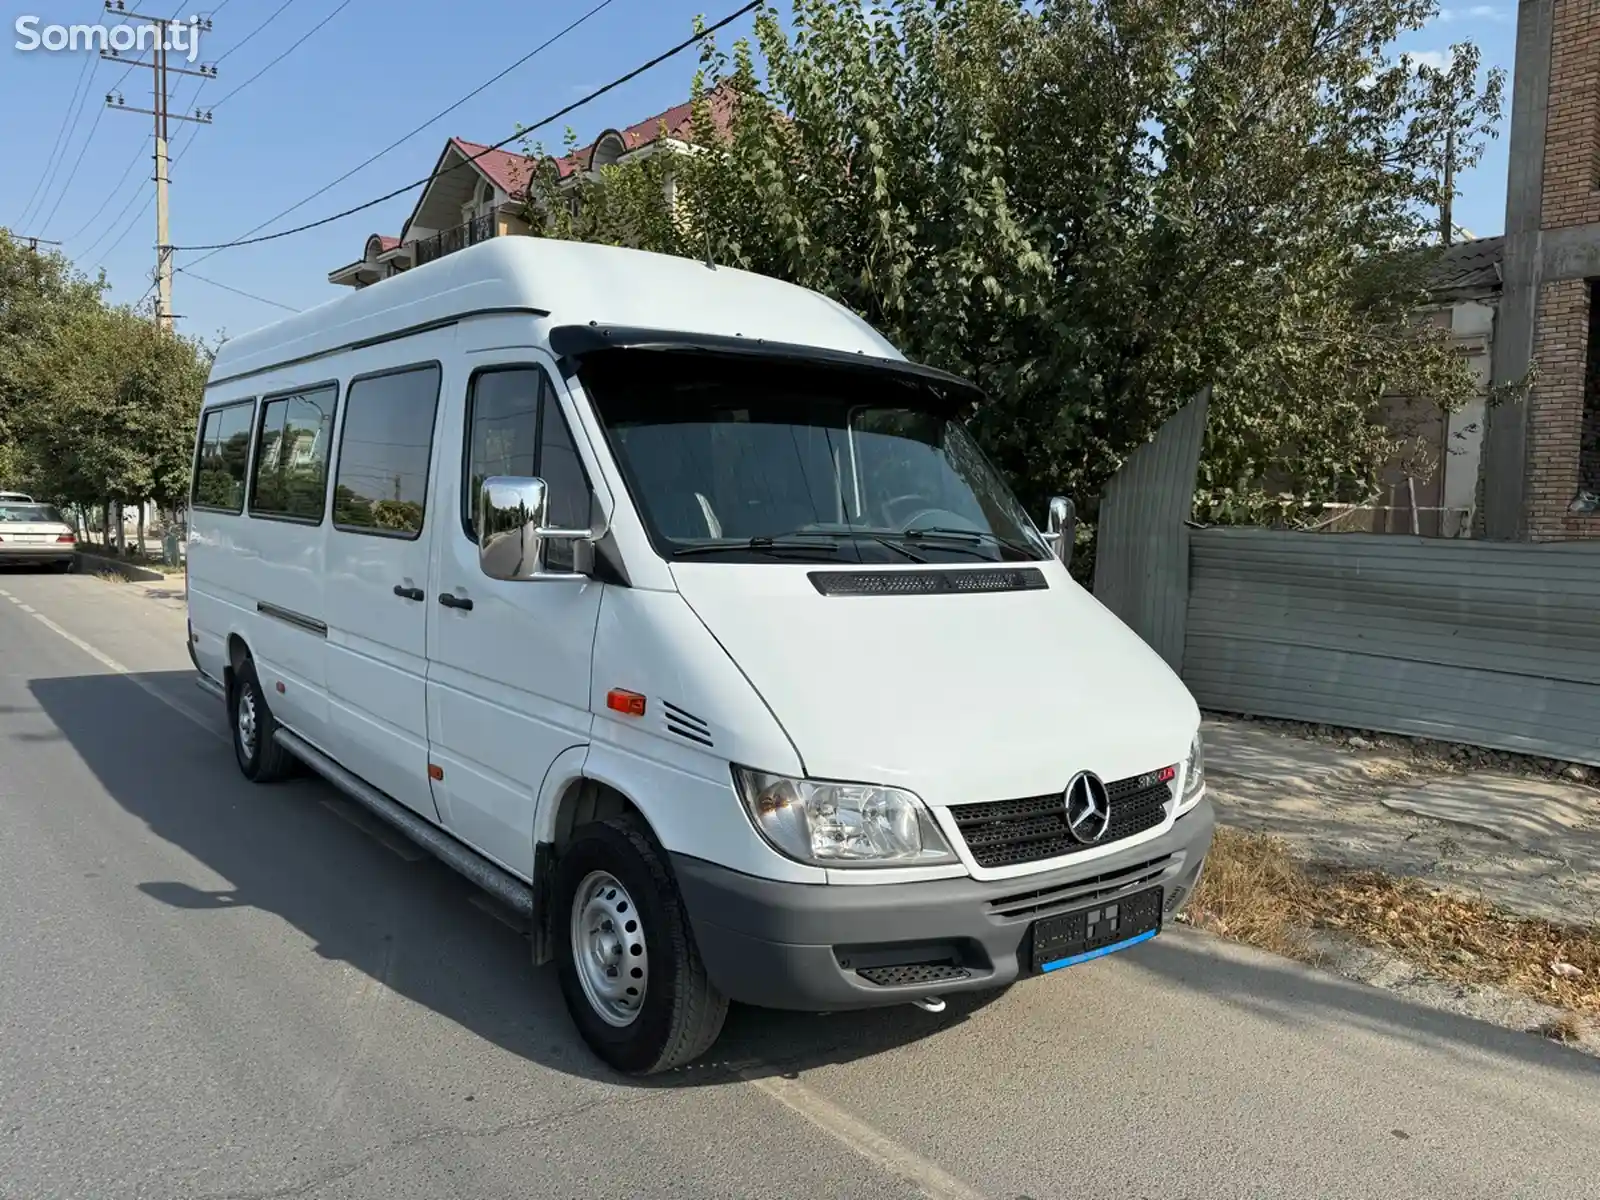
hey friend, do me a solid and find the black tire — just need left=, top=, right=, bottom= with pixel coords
left=229, top=659, right=295, bottom=783
left=50, top=559, right=73, bottom=574
left=553, top=814, right=728, bottom=1075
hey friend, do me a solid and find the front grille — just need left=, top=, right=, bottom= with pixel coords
left=950, top=774, right=1172, bottom=869
left=856, top=962, right=971, bottom=987
left=986, top=854, right=1173, bottom=920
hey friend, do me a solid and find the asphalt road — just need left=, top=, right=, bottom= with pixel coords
left=0, top=569, right=1595, bottom=1200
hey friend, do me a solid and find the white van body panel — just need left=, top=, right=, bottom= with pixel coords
left=423, top=339, right=604, bottom=880
left=668, top=559, right=1201, bottom=881
left=318, top=333, right=454, bottom=824
left=584, top=585, right=820, bottom=883
left=188, top=237, right=1213, bottom=1037
left=208, top=239, right=902, bottom=386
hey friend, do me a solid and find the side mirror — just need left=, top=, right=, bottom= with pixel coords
left=478, top=476, right=592, bottom=581
left=1044, top=495, right=1076, bottom=568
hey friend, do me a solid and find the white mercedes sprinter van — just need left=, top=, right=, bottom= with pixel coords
left=187, top=237, right=1211, bottom=1074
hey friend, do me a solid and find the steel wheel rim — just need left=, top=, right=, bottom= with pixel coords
left=236, top=685, right=258, bottom=760
left=570, top=870, right=648, bottom=1028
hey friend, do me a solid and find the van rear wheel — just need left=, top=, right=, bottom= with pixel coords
left=230, top=660, right=294, bottom=784
left=553, top=815, right=728, bottom=1075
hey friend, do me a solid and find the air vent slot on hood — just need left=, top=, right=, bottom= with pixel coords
left=662, top=701, right=713, bottom=747
left=808, top=567, right=1048, bottom=597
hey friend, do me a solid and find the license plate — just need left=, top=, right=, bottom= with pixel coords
left=15, top=534, right=47, bottom=542
left=1030, top=886, right=1163, bottom=973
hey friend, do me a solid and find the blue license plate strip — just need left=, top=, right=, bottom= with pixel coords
left=1040, top=927, right=1158, bottom=972
left=1030, top=885, right=1163, bottom=973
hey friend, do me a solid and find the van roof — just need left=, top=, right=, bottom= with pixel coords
left=208, top=237, right=903, bottom=387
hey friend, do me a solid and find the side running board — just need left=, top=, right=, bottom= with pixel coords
left=272, top=727, right=535, bottom=920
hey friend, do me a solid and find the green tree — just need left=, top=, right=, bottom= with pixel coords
left=523, top=0, right=1506, bottom=546
left=3, top=236, right=209, bottom=544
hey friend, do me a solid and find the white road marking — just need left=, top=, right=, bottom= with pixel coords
left=740, top=1069, right=989, bottom=1200
left=15, top=603, right=225, bottom=742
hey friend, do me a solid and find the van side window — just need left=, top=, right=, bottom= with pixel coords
left=250, top=384, right=337, bottom=523
left=192, top=401, right=255, bottom=513
left=464, top=367, right=591, bottom=569
left=333, top=365, right=442, bottom=538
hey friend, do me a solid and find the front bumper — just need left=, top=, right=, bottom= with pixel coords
left=672, top=796, right=1214, bottom=1011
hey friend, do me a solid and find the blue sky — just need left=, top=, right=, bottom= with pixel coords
left=4, top=1, right=1519, bottom=344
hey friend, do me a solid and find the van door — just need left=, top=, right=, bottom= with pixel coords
left=322, top=363, right=444, bottom=820
left=425, top=355, right=602, bottom=880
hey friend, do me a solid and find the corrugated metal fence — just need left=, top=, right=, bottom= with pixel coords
left=1182, top=531, right=1600, bottom=766
left=1092, top=388, right=1210, bottom=672
left=1093, top=400, right=1600, bottom=767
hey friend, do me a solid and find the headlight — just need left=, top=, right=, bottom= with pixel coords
left=1178, top=730, right=1205, bottom=812
left=732, top=766, right=957, bottom=867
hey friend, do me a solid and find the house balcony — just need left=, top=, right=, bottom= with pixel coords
left=413, top=212, right=498, bottom=267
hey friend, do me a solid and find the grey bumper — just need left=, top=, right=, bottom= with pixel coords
left=0, top=545, right=74, bottom=562
left=672, top=797, right=1214, bottom=1011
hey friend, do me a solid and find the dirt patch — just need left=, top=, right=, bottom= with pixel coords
left=1187, top=827, right=1600, bottom=1023
left=1203, top=717, right=1600, bottom=927
left=1225, top=712, right=1596, bottom=786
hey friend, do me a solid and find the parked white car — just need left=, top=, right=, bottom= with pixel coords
left=0, top=502, right=76, bottom=571
left=186, top=237, right=1212, bottom=1074
left=0, top=491, right=35, bottom=503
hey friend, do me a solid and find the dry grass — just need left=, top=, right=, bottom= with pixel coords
left=1540, top=1013, right=1588, bottom=1045
left=1188, top=827, right=1600, bottom=1019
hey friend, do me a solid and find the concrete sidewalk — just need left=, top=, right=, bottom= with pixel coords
left=1204, top=715, right=1600, bottom=926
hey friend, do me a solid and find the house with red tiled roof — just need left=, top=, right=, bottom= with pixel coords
left=328, top=86, right=735, bottom=289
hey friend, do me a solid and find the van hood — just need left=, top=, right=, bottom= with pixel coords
left=671, top=562, right=1200, bottom=808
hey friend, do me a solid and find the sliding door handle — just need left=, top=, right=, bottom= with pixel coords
left=392, top=585, right=425, bottom=602
left=438, top=593, right=474, bottom=612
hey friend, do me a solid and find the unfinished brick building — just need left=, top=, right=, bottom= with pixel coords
left=1484, top=0, right=1600, bottom=540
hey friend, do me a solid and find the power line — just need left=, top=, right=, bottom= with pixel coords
left=70, top=76, right=201, bottom=256
left=35, top=94, right=112, bottom=237
left=183, top=0, right=617, bottom=265
left=176, top=267, right=299, bottom=312
left=83, top=181, right=153, bottom=261
left=175, top=0, right=758, bottom=261
left=16, top=26, right=101, bottom=229
left=35, top=8, right=195, bottom=234
left=214, top=0, right=303, bottom=64
left=62, top=136, right=150, bottom=244
left=211, top=0, right=354, bottom=108
left=61, top=5, right=196, bottom=247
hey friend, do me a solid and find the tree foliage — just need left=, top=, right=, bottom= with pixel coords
left=0, top=234, right=208, bottom=517
left=523, top=0, right=1505, bottom=535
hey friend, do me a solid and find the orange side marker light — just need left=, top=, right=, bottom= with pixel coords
left=606, top=689, right=647, bottom=717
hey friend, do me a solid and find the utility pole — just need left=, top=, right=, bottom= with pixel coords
left=101, top=3, right=216, bottom=331
left=1439, top=127, right=1455, bottom=248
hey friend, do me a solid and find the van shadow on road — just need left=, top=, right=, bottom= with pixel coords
left=29, top=669, right=1006, bottom=1088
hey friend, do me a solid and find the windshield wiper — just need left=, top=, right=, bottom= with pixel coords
left=901, top=526, right=1042, bottom=560
left=672, top=535, right=843, bottom=560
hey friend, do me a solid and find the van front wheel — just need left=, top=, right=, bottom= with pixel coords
left=554, top=815, right=728, bottom=1075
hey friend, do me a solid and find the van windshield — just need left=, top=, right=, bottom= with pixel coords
left=581, top=351, right=1047, bottom=565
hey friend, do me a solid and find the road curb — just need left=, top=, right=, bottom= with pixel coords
left=74, top=550, right=169, bottom=583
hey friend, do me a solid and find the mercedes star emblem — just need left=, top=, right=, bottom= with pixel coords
left=1064, top=771, right=1112, bottom=844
